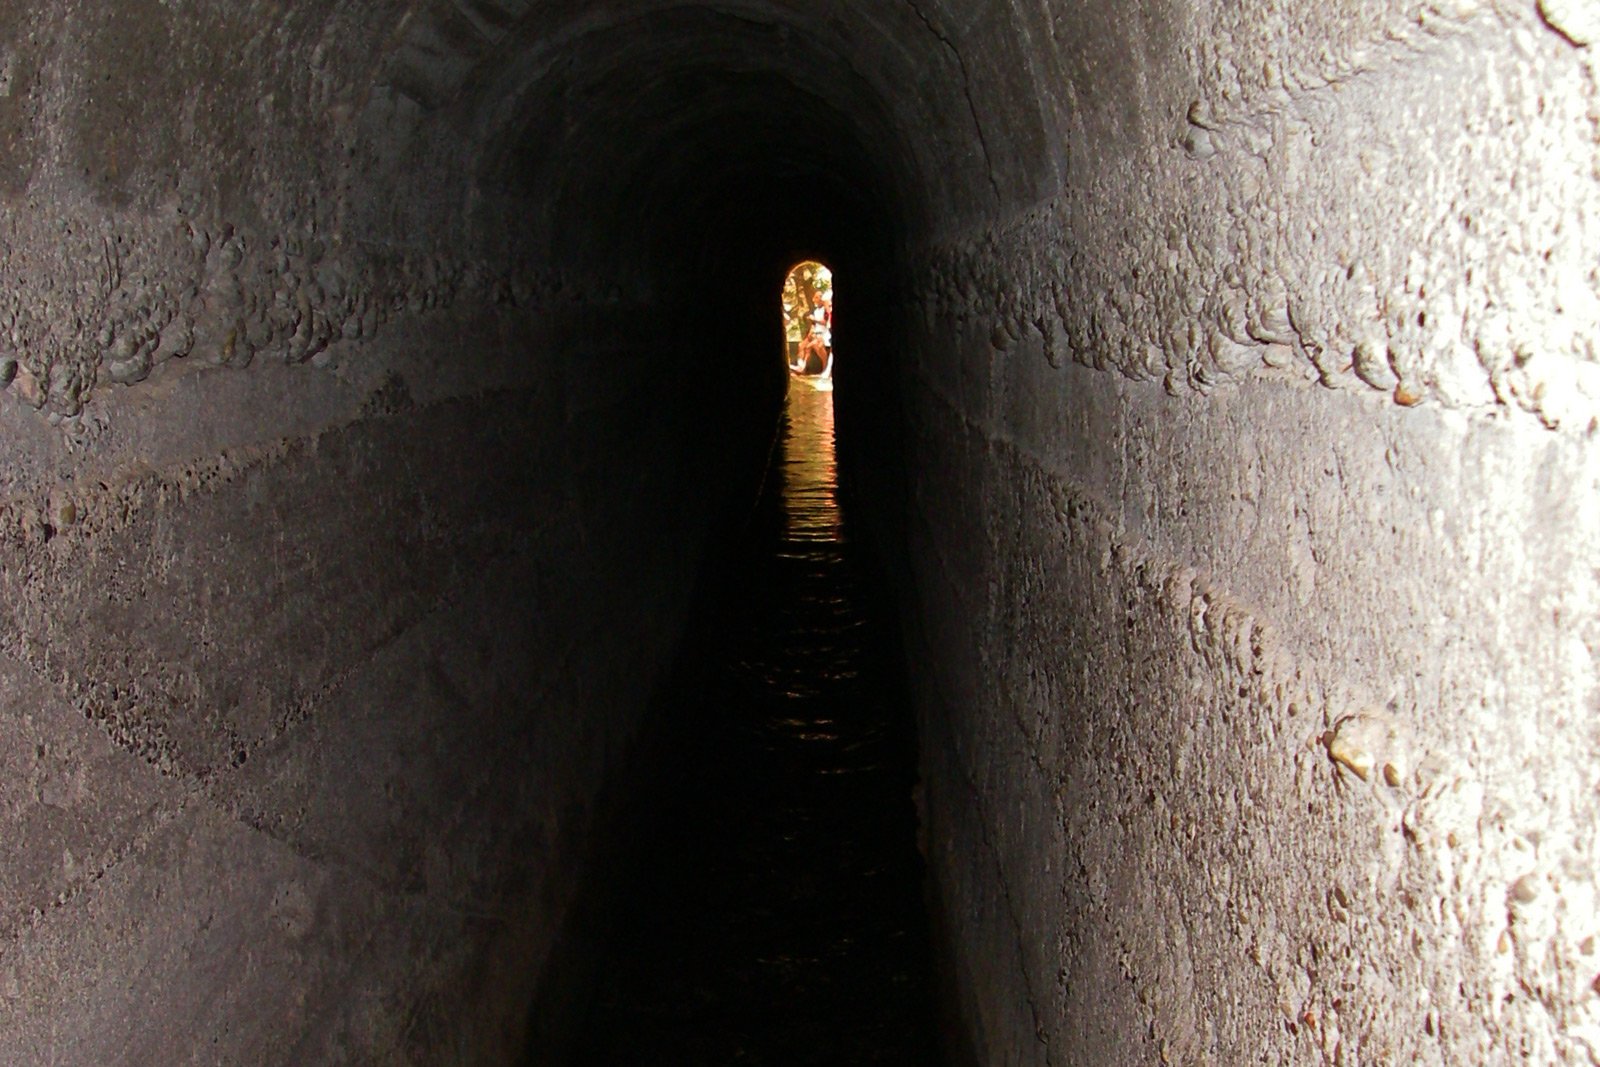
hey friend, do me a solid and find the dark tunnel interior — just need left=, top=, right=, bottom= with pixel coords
left=479, top=16, right=947, bottom=1059
left=484, top=19, right=947, bottom=1057
left=2, top=0, right=1597, bottom=1062
left=464, top=3, right=949, bottom=472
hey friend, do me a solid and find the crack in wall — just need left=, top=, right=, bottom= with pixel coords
left=899, top=0, right=1002, bottom=209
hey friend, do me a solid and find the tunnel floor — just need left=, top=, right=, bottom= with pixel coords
left=569, top=379, right=944, bottom=1065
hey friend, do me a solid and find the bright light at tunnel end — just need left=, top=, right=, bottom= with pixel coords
left=783, top=261, right=834, bottom=387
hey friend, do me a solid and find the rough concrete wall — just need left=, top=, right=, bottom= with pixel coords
left=0, top=2, right=735, bottom=1061
left=10, top=0, right=1597, bottom=1060
left=0, top=315, right=717, bottom=1063
left=907, top=1, right=1600, bottom=1063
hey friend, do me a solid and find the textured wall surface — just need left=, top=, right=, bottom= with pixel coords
left=902, top=1, right=1600, bottom=1064
left=0, top=2, right=782, bottom=1061
left=1, top=0, right=1597, bottom=1063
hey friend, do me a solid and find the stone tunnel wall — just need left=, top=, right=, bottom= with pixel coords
left=3, top=0, right=1599, bottom=1062
left=901, top=1, right=1600, bottom=1064
left=0, top=2, right=759, bottom=1062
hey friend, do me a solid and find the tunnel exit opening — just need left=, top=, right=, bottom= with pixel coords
left=783, top=260, right=834, bottom=383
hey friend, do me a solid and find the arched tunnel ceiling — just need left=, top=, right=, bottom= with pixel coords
left=0, top=0, right=1084, bottom=420
left=506, top=57, right=909, bottom=274
left=372, top=0, right=1063, bottom=258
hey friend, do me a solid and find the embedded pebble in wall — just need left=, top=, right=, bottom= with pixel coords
left=315, top=261, right=345, bottom=301
left=1129, top=341, right=1164, bottom=380
left=1392, top=378, right=1426, bottom=407
left=216, top=236, right=245, bottom=273
left=1325, top=709, right=1409, bottom=786
left=1181, top=109, right=1218, bottom=159
left=1351, top=337, right=1398, bottom=391
left=990, top=321, right=1016, bottom=351
left=1205, top=328, right=1259, bottom=378
left=1248, top=291, right=1297, bottom=347
left=1039, top=316, right=1069, bottom=368
left=1324, top=716, right=1376, bottom=777
left=1260, top=343, right=1295, bottom=369
left=1301, top=337, right=1350, bottom=390
left=1215, top=290, right=1251, bottom=345
left=152, top=314, right=195, bottom=364
left=45, top=362, right=78, bottom=413
left=103, top=330, right=148, bottom=385
left=1472, top=310, right=1518, bottom=381
left=105, top=349, right=152, bottom=385
left=186, top=223, right=210, bottom=259
left=1539, top=0, right=1599, bottom=44
left=10, top=362, right=44, bottom=409
left=232, top=321, right=264, bottom=366
left=1511, top=872, right=1540, bottom=905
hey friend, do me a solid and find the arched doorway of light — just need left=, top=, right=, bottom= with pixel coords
left=782, top=260, right=834, bottom=388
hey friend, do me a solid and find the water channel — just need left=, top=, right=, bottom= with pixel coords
left=571, top=378, right=944, bottom=1064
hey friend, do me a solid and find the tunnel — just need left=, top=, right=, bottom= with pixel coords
left=2, top=0, right=1599, bottom=1062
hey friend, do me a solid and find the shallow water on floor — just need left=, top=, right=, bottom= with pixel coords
left=571, top=381, right=943, bottom=1066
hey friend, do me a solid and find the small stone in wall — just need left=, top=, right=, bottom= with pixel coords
left=1325, top=709, right=1408, bottom=786
left=1261, top=343, right=1295, bottom=369
left=1510, top=872, right=1540, bottom=905
left=1539, top=0, right=1599, bottom=45
left=1327, top=721, right=1375, bottom=780
left=1180, top=124, right=1217, bottom=160
left=10, top=362, right=44, bottom=408
left=1393, top=380, right=1425, bottom=407
left=1351, top=338, right=1398, bottom=391
left=990, top=321, right=1017, bottom=351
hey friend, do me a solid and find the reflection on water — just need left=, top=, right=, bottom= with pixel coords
left=573, top=380, right=943, bottom=1066
left=742, top=386, right=864, bottom=727
left=781, top=384, right=841, bottom=545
